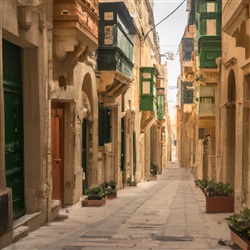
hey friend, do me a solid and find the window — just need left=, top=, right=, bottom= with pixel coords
left=199, top=86, right=215, bottom=114
left=207, top=3, right=215, bottom=12
left=206, top=19, right=216, bottom=35
left=142, top=81, right=151, bottom=94
left=104, top=26, right=114, bottom=45
left=200, top=97, right=214, bottom=104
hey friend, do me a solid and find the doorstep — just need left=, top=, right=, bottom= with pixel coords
left=13, top=212, right=41, bottom=243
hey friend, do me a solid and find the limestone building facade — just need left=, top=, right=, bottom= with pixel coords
left=178, top=0, right=250, bottom=212
left=0, top=1, right=170, bottom=248
left=220, top=0, right=250, bottom=211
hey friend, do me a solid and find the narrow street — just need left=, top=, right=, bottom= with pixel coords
left=4, top=163, right=238, bottom=250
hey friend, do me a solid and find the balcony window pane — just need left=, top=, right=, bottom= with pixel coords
left=206, top=19, right=216, bottom=35
left=117, top=26, right=133, bottom=61
left=104, top=12, right=114, bottom=20
left=142, top=72, right=151, bottom=79
left=104, top=26, right=114, bottom=45
left=143, top=81, right=151, bottom=94
left=207, top=3, right=215, bottom=12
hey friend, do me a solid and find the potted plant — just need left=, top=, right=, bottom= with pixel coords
left=127, top=176, right=136, bottom=186
left=82, top=185, right=106, bottom=207
left=150, top=164, right=158, bottom=176
left=101, top=180, right=117, bottom=199
left=226, top=208, right=250, bottom=250
left=195, top=179, right=234, bottom=213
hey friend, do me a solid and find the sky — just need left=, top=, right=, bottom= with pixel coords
left=154, top=0, right=188, bottom=120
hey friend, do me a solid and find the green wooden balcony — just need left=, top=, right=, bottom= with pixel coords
left=157, top=89, right=165, bottom=120
left=140, top=67, right=157, bottom=111
left=195, top=0, right=222, bottom=40
left=198, top=36, right=221, bottom=68
left=196, top=12, right=221, bottom=38
left=98, top=2, right=137, bottom=79
left=196, top=0, right=221, bottom=14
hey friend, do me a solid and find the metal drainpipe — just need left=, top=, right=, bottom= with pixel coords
left=44, top=0, right=53, bottom=223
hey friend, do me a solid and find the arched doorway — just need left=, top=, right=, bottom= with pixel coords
left=226, top=69, right=236, bottom=188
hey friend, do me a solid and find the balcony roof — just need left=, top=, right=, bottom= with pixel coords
left=99, top=2, right=138, bottom=35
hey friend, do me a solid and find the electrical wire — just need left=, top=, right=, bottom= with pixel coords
left=144, top=0, right=186, bottom=40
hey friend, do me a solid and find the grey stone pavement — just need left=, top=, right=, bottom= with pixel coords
left=3, top=162, right=240, bottom=250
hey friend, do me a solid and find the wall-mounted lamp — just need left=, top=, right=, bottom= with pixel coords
left=160, top=52, right=175, bottom=61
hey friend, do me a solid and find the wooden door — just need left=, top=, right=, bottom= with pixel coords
left=51, top=107, right=64, bottom=206
left=3, top=39, right=25, bottom=220
left=82, top=118, right=88, bottom=193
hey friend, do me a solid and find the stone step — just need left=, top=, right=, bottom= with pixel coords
left=12, top=212, right=42, bottom=244
left=13, top=226, right=29, bottom=243
left=13, top=212, right=41, bottom=232
left=51, top=199, right=60, bottom=221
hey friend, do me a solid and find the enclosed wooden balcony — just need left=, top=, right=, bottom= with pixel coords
left=140, top=67, right=157, bottom=112
left=156, top=88, right=165, bottom=120
left=97, top=2, right=137, bottom=98
left=198, top=36, right=221, bottom=68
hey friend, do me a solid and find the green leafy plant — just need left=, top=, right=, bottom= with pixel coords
left=226, top=208, right=250, bottom=241
left=195, top=179, right=233, bottom=197
left=207, top=181, right=233, bottom=197
left=108, top=180, right=117, bottom=190
left=100, top=180, right=117, bottom=195
left=195, top=179, right=208, bottom=188
left=85, top=185, right=105, bottom=197
left=150, top=164, right=158, bottom=175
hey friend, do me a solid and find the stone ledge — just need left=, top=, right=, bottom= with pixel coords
left=13, top=212, right=41, bottom=230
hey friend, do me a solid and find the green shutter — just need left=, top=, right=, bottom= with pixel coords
left=121, top=117, right=126, bottom=171
left=82, top=118, right=88, bottom=193
left=133, top=130, right=136, bottom=173
left=98, top=104, right=111, bottom=146
left=104, top=108, right=111, bottom=143
left=98, top=104, right=104, bottom=146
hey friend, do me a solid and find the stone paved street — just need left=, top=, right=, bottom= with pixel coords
left=3, top=163, right=240, bottom=250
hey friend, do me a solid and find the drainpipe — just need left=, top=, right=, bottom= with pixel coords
left=43, top=0, right=53, bottom=222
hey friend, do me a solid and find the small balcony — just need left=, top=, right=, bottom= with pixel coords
left=199, top=86, right=215, bottom=116
left=53, top=0, right=98, bottom=60
left=140, top=67, right=157, bottom=112
left=198, top=36, right=221, bottom=68
left=157, top=88, right=165, bottom=120
left=97, top=2, right=137, bottom=99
